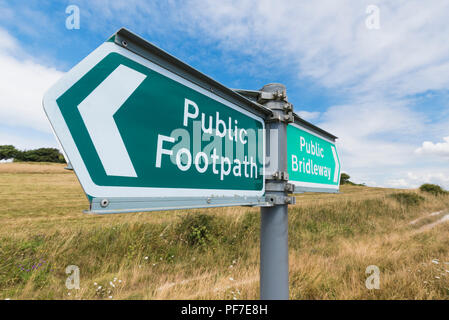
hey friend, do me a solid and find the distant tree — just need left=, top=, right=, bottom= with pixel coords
left=340, top=173, right=351, bottom=185
left=419, top=183, right=447, bottom=196
left=1, top=145, right=67, bottom=163
left=14, top=148, right=66, bottom=163
left=0, top=145, right=19, bottom=160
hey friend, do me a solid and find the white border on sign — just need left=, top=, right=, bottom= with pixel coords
left=288, top=122, right=340, bottom=191
left=43, top=42, right=265, bottom=198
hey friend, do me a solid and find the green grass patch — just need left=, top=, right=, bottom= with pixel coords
left=176, top=213, right=220, bottom=248
left=419, top=183, right=447, bottom=196
left=389, top=192, right=424, bottom=206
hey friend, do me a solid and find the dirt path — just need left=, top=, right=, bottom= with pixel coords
left=409, top=210, right=445, bottom=225
left=416, top=213, right=449, bottom=233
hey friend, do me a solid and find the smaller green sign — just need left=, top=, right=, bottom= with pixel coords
left=287, top=123, right=340, bottom=193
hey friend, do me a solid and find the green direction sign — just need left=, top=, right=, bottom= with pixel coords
left=287, top=122, right=340, bottom=193
left=43, top=33, right=265, bottom=213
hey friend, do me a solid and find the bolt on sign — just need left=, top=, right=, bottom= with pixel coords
left=43, top=28, right=268, bottom=213
left=287, top=116, right=340, bottom=193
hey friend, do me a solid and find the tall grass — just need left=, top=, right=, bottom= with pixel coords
left=1, top=163, right=449, bottom=299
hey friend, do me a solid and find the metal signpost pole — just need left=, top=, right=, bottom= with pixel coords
left=259, top=83, right=295, bottom=300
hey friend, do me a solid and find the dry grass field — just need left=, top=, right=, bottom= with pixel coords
left=1, top=162, right=449, bottom=300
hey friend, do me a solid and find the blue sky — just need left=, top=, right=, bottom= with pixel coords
left=1, top=0, right=449, bottom=189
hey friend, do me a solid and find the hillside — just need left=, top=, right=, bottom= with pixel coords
left=1, top=162, right=449, bottom=299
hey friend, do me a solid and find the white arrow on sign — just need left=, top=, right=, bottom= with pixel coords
left=331, top=146, right=339, bottom=183
left=78, top=64, right=146, bottom=177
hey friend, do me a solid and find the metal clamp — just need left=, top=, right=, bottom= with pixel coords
left=284, top=112, right=294, bottom=123
left=266, top=112, right=294, bottom=123
left=284, top=183, right=295, bottom=193
left=267, top=171, right=289, bottom=181
left=265, top=195, right=296, bottom=205
left=257, top=90, right=288, bottom=103
left=286, top=196, right=296, bottom=204
left=283, top=102, right=293, bottom=112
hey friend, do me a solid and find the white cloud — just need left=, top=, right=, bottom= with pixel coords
left=0, top=130, right=57, bottom=150
left=318, top=99, right=424, bottom=170
left=415, top=137, right=449, bottom=158
left=385, top=178, right=410, bottom=188
left=297, top=111, right=320, bottom=121
left=181, top=0, right=449, bottom=98
left=386, top=171, right=449, bottom=190
left=0, top=28, right=63, bottom=136
left=0, top=28, right=19, bottom=53
left=408, top=171, right=449, bottom=187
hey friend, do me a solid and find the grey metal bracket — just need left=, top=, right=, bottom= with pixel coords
left=247, top=202, right=274, bottom=208
left=257, top=90, right=288, bottom=103
left=285, top=183, right=295, bottom=193
left=284, top=102, right=293, bottom=112
left=87, top=195, right=268, bottom=214
left=232, top=88, right=289, bottom=104
left=267, top=171, right=289, bottom=181
left=265, top=182, right=295, bottom=193
left=265, top=195, right=296, bottom=205
left=266, top=112, right=294, bottom=123
left=265, top=182, right=286, bottom=192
